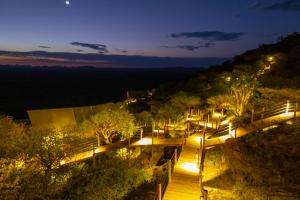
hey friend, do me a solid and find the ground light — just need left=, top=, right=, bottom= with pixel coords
left=137, top=138, right=152, bottom=145
left=179, top=162, right=199, bottom=174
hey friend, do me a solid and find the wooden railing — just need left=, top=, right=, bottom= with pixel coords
left=154, top=147, right=180, bottom=200
left=211, top=100, right=299, bottom=138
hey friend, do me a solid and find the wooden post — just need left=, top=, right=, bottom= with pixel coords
left=187, top=108, right=190, bottom=132
left=294, top=103, right=298, bottom=119
left=168, top=160, right=172, bottom=183
left=128, top=133, right=131, bottom=147
left=261, top=107, right=265, bottom=119
left=174, top=148, right=178, bottom=163
left=199, top=138, right=203, bottom=193
left=97, top=134, right=101, bottom=147
left=140, top=128, right=143, bottom=139
left=199, top=137, right=208, bottom=200
left=198, top=138, right=202, bottom=169
left=157, top=183, right=162, bottom=200
left=286, top=100, right=290, bottom=113
left=202, top=125, right=206, bottom=148
left=92, top=144, right=96, bottom=169
left=151, top=130, right=154, bottom=160
left=251, top=109, right=254, bottom=123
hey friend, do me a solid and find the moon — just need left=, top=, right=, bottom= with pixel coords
left=65, top=1, right=70, bottom=5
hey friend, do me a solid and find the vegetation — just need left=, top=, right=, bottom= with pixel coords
left=0, top=115, right=153, bottom=200
left=203, top=122, right=300, bottom=199
left=83, top=105, right=135, bottom=144
left=61, top=152, right=152, bottom=200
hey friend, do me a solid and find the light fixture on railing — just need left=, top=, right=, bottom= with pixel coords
left=286, top=100, right=290, bottom=114
left=228, top=122, right=236, bottom=138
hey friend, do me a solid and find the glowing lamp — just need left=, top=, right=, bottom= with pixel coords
left=180, top=162, right=199, bottom=173
left=137, top=138, right=152, bottom=145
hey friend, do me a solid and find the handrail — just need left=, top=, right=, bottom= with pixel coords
left=154, top=147, right=180, bottom=200
left=210, top=101, right=299, bottom=138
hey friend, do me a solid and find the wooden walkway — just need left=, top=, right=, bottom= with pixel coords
left=163, top=111, right=300, bottom=200
left=130, top=137, right=184, bottom=147
left=163, top=134, right=201, bottom=200
left=205, top=112, right=300, bottom=147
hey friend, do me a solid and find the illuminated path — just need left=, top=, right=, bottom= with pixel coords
left=131, top=137, right=185, bottom=147
left=163, top=111, right=300, bottom=200
left=205, top=112, right=300, bottom=147
left=64, top=112, right=299, bottom=166
left=163, top=134, right=202, bottom=200
left=131, top=112, right=300, bottom=148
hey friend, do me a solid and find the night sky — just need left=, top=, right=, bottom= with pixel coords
left=0, top=0, right=300, bottom=68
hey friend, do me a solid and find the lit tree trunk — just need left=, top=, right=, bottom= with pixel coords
left=97, top=134, right=101, bottom=147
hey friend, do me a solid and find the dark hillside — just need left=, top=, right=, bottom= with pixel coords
left=223, top=32, right=300, bottom=88
left=0, top=66, right=200, bottom=118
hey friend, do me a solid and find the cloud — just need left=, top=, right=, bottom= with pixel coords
left=115, top=48, right=128, bottom=53
left=75, top=49, right=84, bottom=52
left=264, top=0, right=300, bottom=12
left=39, top=45, right=51, bottom=49
left=161, top=42, right=213, bottom=51
left=70, top=42, right=108, bottom=53
left=170, top=31, right=244, bottom=41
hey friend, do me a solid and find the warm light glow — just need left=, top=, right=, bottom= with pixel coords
left=94, top=148, right=101, bottom=153
left=213, top=113, right=222, bottom=117
left=187, top=116, right=200, bottom=121
left=279, top=112, right=293, bottom=117
left=267, top=56, right=274, bottom=62
left=180, top=162, right=199, bottom=173
left=225, top=76, right=231, bottom=82
left=262, top=125, right=278, bottom=132
left=137, top=138, right=152, bottom=145
left=194, top=136, right=202, bottom=143
left=61, top=146, right=108, bottom=165
left=219, top=134, right=231, bottom=141
left=153, top=129, right=164, bottom=133
left=229, top=130, right=236, bottom=138
left=15, top=160, right=25, bottom=168
left=286, top=102, right=290, bottom=113
left=220, top=119, right=229, bottom=125
left=205, top=122, right=213, bottom=128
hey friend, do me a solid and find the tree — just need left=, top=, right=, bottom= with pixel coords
left=61, top=152, right=152, bottom=200
left=0, top=116, right=78, bottom=199
left=208, top=56, right=276, bottom=118
left=170, top=91, right=201, bottom=115
left=27, top=127, right=75, bottom=174
left=83, top=108, right=135, bottom=144
left=0, top=116, right=27, bottom=158
left=256, top=88, right=300, bottom=108
left=135, top=111, right=153, bottom=127
left=153, top=91, right=200, bottom=131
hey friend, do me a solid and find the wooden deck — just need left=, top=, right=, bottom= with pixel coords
left=163, top=134, right=201, bottom=200
left=163, top=112, right=299, bottom=199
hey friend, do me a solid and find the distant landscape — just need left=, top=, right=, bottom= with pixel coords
left=0, top=66, right=202, bottom=118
